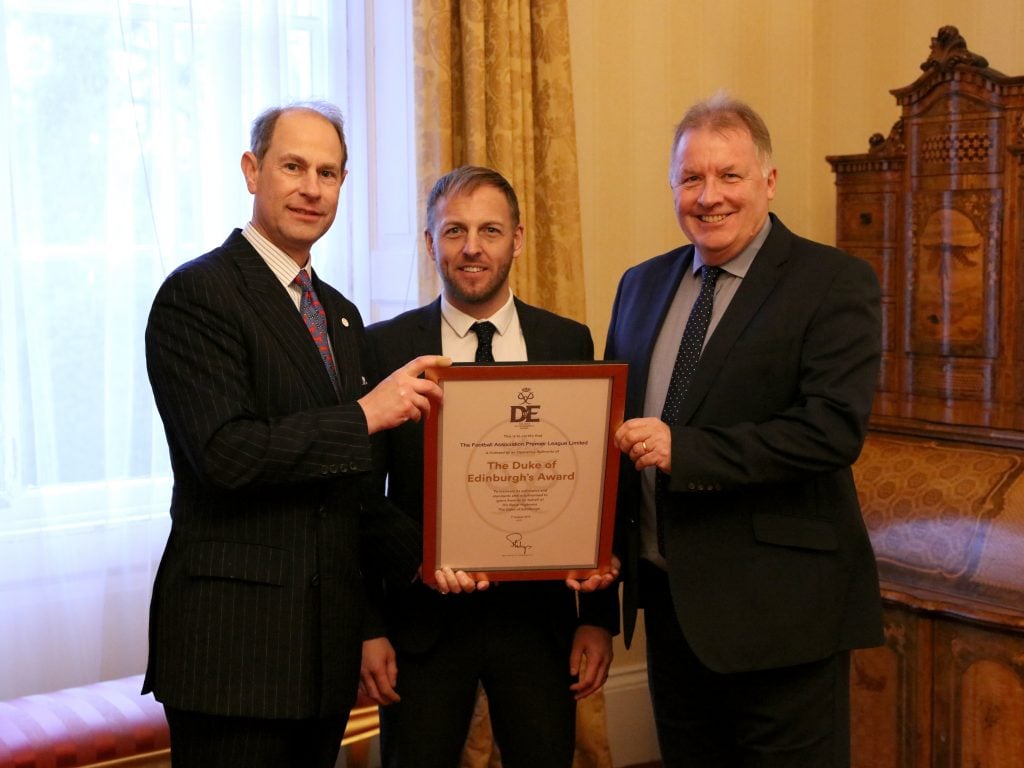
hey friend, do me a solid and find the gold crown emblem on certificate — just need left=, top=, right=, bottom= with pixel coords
left=517, top=387, right=535, bottom=405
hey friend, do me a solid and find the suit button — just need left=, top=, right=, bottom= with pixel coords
left=349, top=461, right=359, bottom=470
left=317, top=506, right=327, bottom=518
left=329, top=463, right=339, bottom=474
left=311, top=573, right=321, bottom=586
left=687, top=482, right=696, bottom=490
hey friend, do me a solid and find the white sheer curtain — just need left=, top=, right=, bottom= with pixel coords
left=0, top=0, right=418, bottom=699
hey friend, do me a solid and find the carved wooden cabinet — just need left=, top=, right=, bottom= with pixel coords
left=827, top=27, right=1024, bottom=768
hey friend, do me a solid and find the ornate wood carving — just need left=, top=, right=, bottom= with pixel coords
left=830, top=28, right=1024, bottom=768
left=827, top=26, right=1024, bottom=444
left=920, top=26, right=989, bottom=73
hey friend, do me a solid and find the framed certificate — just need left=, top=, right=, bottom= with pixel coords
left=422, top=362, right=627, bottom=583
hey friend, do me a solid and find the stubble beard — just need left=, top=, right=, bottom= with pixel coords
left=442, top=260, right=512, bottom=310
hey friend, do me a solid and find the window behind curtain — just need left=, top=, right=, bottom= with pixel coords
left=0, top=0, right=417, bottom=698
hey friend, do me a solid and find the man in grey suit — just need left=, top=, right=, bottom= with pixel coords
left=608, top=94, right=884, bottom=766
left=144, top=101, right=448, bottom=768
left=361, top=166, right=619, bottom=768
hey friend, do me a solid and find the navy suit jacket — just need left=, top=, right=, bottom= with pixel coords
left=606, top=215, right=884, bottom=673
left=366, top=297, right=619, bottom=655
left=143, top=230, right=419, bottom=719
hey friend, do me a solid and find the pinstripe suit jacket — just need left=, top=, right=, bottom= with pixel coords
left=143, top=229, right=419, bottom=720
left=366, top=298, right=619, bottom=657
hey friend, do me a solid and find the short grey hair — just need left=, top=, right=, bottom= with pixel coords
left=249, top=100, right=348, bottom=171
left=670, top=91, right=773, bottom=182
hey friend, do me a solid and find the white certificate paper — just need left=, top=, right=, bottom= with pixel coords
left=423, top=363, right=626, bottom=582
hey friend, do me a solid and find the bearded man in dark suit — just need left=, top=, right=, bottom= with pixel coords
left=144, top=101, right=447, bottom=768
left=362, top=166, right=619, bottom=768
left=608, top=94, right=884, bottom=767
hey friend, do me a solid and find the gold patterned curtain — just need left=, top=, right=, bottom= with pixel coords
left=412, top=3, right=610, bottom=767
left=413, top=0, right=586, bottom=321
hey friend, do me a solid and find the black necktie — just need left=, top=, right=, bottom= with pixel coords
left=471, top=321, right=497, bottom=362
left=656, top=265, right=722, bottom=555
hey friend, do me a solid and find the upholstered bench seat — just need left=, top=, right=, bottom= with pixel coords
left=0, top=676, right=379, bottom=768
left=0, top=675, right=169, bottom=768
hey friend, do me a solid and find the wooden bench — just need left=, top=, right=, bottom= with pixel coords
left=0, top=676, right=378, bottom=768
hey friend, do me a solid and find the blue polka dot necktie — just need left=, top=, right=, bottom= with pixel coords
left=471, top=321, right=497, bottom=362
left=657, top=264, right=722, bottom=555
left=661, top=265, right=722, bottom=425
left=294, top=270, right=341, bottom=396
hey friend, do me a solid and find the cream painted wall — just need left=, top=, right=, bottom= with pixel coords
left=568, top=0, right=1024, bottom=701
left=568, top=0, right=1024, bottom=354
left=566, top=5, right=1024, bottom=758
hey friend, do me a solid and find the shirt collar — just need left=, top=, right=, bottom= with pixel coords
left=242, top=222, right=311, bottom=287
left=693, top=216, right=772, bottom=279
left=440, top=290, right=516, bottom=339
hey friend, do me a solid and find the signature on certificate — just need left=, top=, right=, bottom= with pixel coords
left=505, top=532, right=534, bottom=555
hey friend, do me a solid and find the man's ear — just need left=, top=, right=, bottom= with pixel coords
left=765, top=167, right=778, bottom=201
left=424, top=229, right=436, bottom=261
left=512, top=223, right=524, bottom=259
left=241, top=151, right=259, bottom=194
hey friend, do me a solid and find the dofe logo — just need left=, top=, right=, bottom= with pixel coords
left=510, top=388, right=540, bottom=423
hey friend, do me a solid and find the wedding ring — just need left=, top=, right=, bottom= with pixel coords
left=642, top=441, right=649, bottom=453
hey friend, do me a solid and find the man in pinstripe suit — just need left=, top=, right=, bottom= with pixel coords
left=144, top=101, right=447, bottom=768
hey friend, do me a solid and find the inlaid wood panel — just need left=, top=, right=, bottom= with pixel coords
left=828, top=25, right=1024, bottom=440
left=850, top=608, right=931, bottom=768
left=933, top=622, right=1024, bottom=767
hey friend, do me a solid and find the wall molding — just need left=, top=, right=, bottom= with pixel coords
left=602, top=662, right=660, bottom=767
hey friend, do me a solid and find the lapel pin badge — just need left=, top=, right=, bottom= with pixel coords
left=341, top=317, right=350, bottom=327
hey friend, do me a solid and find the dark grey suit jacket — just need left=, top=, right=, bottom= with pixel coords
left=143, top=229, right=418, bottom=719
left=606, top=215, right=884, bottom=673
left=366, top=297, right=619, bottom=655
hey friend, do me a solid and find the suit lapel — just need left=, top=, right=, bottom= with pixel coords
left=624, top=249, right=692, bottom=418
left=417, top=299, right=445, bottom=355
left=517, top=300, right=555, bottom=360
left=226, top=232, right=338, bottom=404
left=678, top=216, right=791, bottom=424
left=314, top=273, right=363, bottom=401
